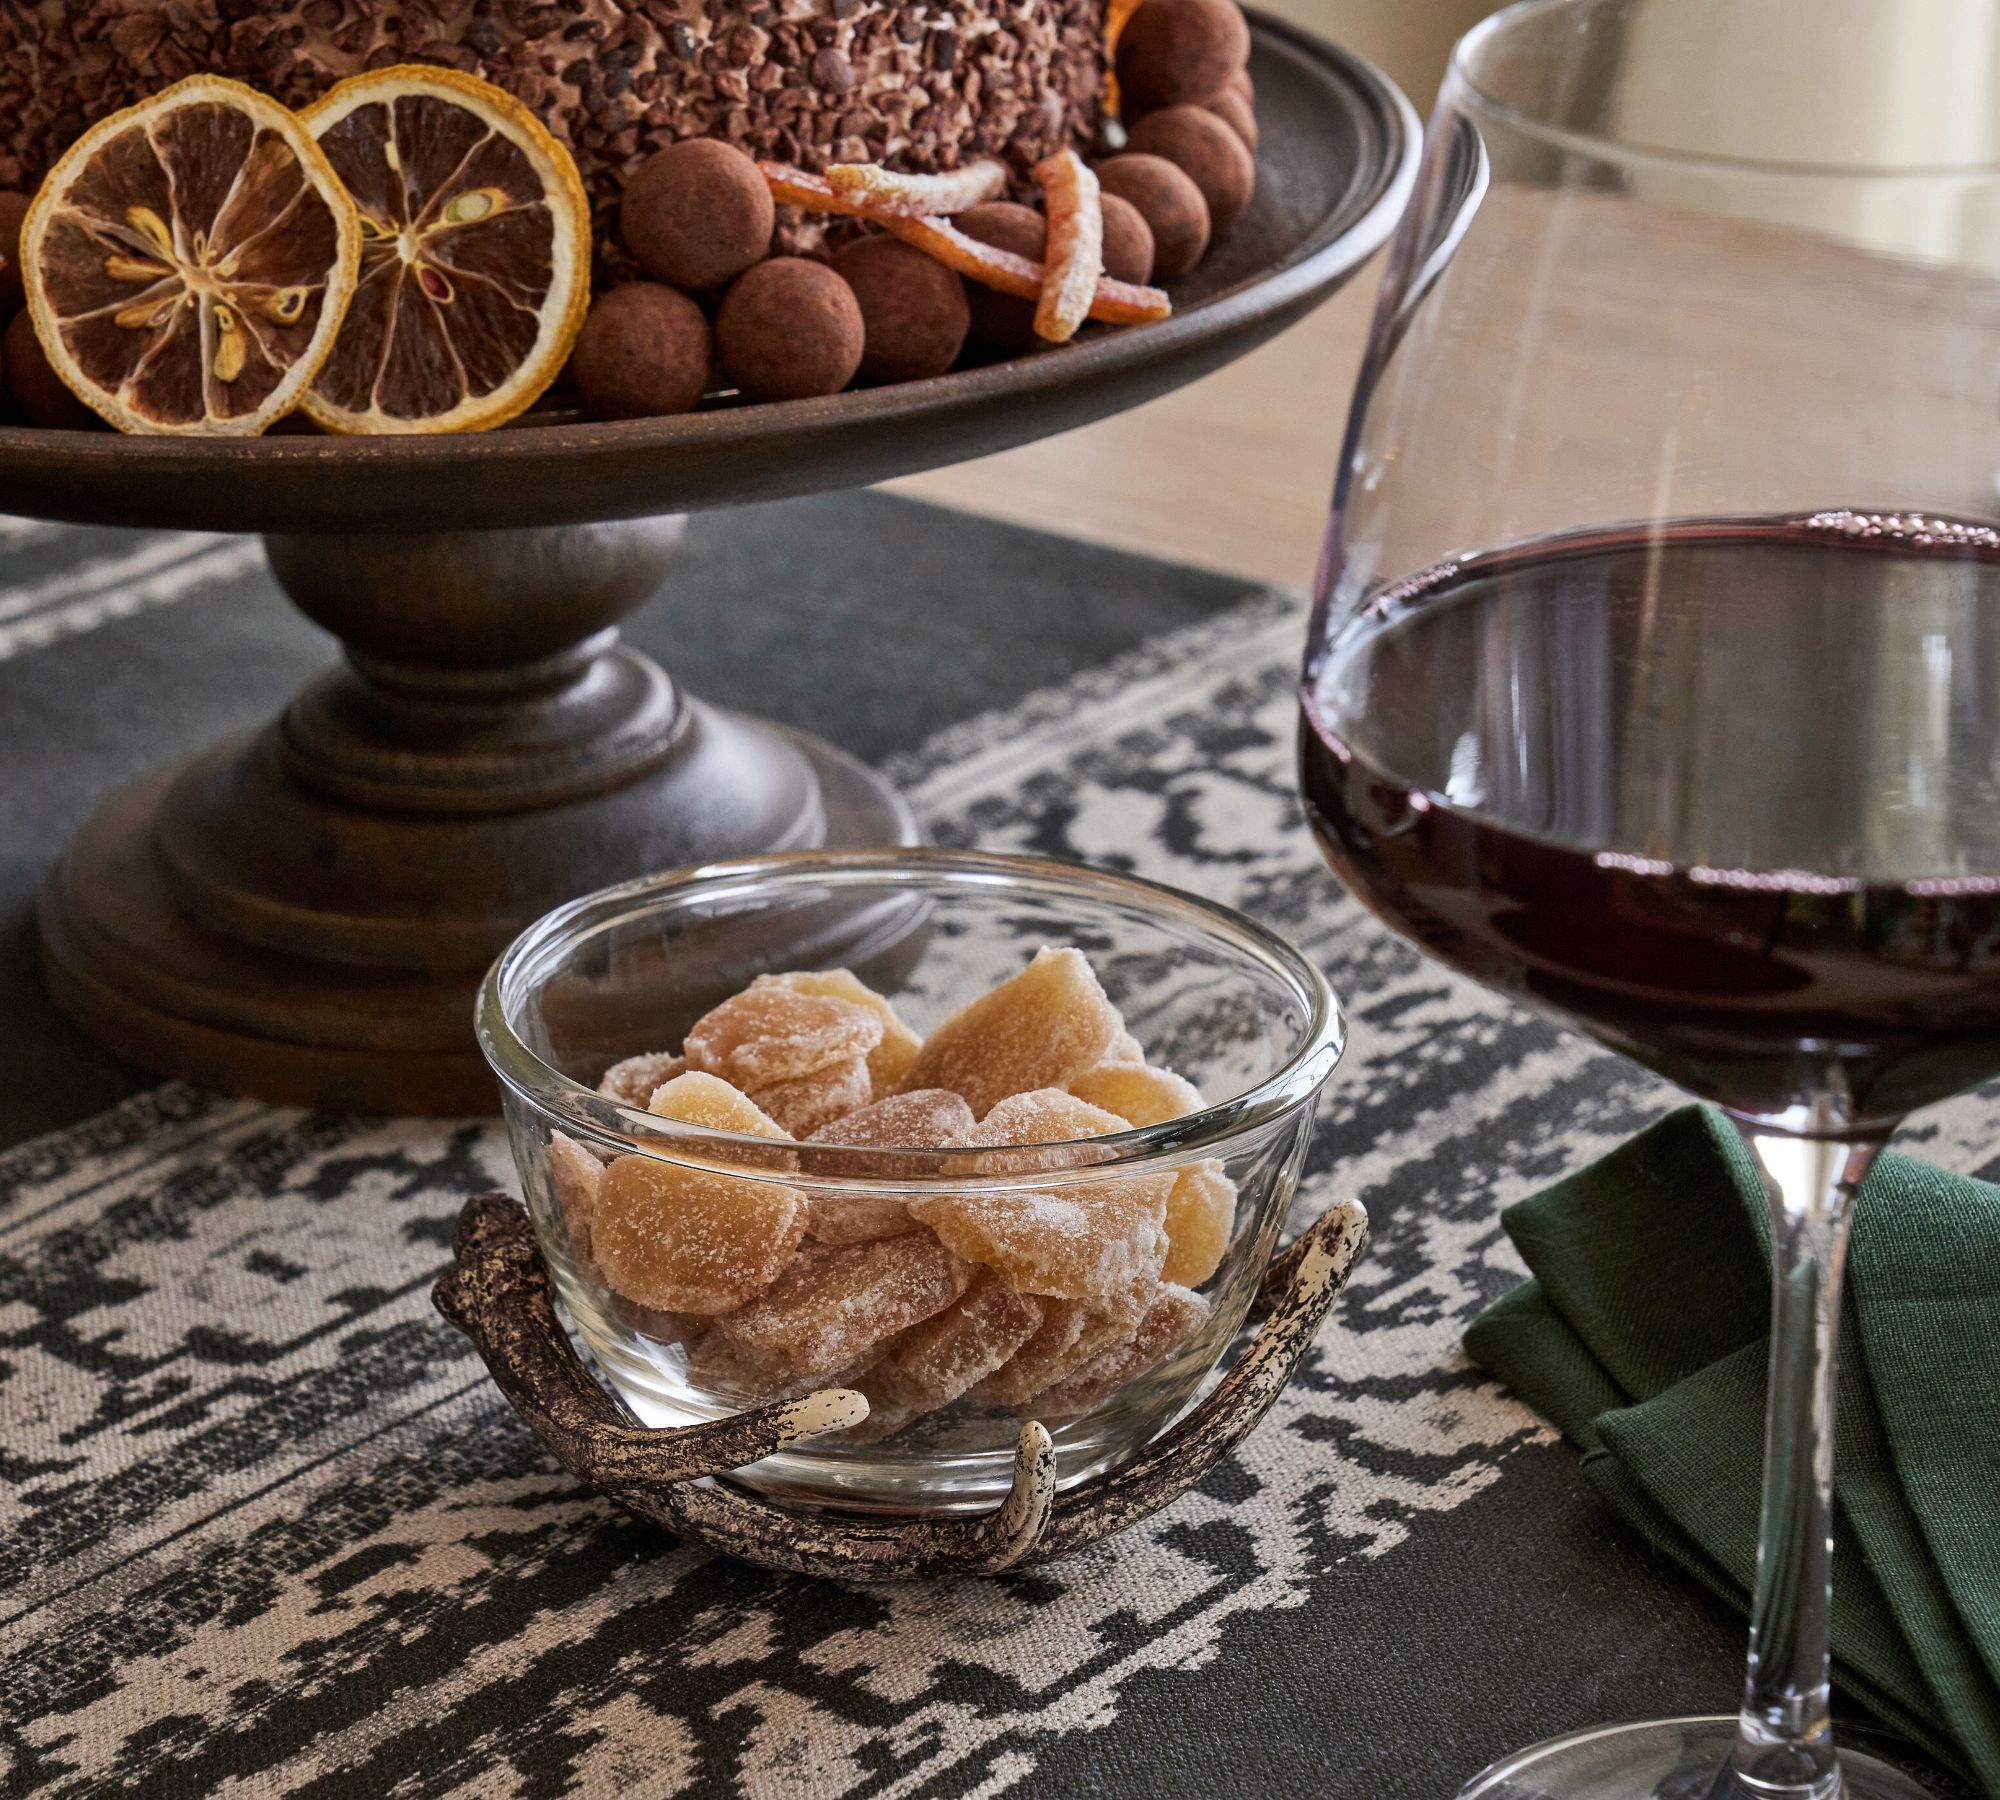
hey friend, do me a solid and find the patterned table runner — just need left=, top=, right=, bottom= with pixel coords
left=4, top=507, right=1981, bottom=1797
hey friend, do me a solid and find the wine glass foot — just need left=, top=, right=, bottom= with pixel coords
left=1457, top=1716, right=1947, bottom=1800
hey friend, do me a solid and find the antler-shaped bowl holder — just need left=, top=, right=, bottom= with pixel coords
left=434, top=1193, right=1368, bottom=1579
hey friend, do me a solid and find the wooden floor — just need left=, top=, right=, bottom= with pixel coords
left=890, top=255, right=1383, bottom=591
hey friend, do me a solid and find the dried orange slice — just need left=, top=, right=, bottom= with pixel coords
left=20, top=75, right=360, bottom=437
left=302, top=67, right=590, bottom=436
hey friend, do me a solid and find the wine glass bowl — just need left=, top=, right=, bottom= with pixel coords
left=1298, top=1, right=2000, bottom=1794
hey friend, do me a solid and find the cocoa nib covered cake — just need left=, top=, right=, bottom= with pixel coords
left=0, top=0, right=1109, bottom=251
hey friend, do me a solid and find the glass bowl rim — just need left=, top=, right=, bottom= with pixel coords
left=476, top=847, right=1346, bottom=1195
left=1451, top=0, right=2000, bottom=180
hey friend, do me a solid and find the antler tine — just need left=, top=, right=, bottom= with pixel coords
left=1026, top=1199, right=1369, bottom=1562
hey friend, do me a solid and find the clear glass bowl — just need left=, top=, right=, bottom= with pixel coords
left=477, top=849, right=1345, bottom=1514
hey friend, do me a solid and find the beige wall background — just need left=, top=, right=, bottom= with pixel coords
left=894, top=0, right=1505, bottom=588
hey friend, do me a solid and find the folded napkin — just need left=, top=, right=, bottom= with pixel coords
left=1465, top=1106, right=2000, bottom=1793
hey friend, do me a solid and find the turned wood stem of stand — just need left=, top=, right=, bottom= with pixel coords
left=39, top=517, right=920, bottom=1116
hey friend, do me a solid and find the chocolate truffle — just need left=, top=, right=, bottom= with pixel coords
left=717, top=257, right=864, bottom=402
left=0, top=190, right=27, bottom=315
left=573, top=283, right=714, bottom=420
left=1115, top=0, right=1251, bottom=113
left=1127, top=105, right=1255, bottom=233
left=620, top=140, right=775, bottom=292
left=3, top=309, right=97, bottom=429
left=1094, top=154, right=1210, bottom=280
left=956, top=201, right=1048, bottom=353
left=831, top=236, right=971, bottom=383
left=1205, top=87, right=1259, bottom=154
left=1100, top=192, right=1156, bottom=285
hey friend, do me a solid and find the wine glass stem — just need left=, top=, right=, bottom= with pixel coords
left=1720, top=1127, right=1882, bottom=1799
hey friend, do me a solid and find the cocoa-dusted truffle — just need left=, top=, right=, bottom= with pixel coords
left=831, top=236, right=971, bottom=384
left=3, top=310, right=97, bottom=429
left=621, top=141, right=774, bottom=293
left=0, top=191, right=27, bottom=315
left=717, top=257, right=864, bottom=402
left=1127, top=105, right=1255, bottom=233
left=1205, top=87, right=1259, bottom=154
left=1100, top=192, right=1156, bottom=285
left=957, top=201, right=1048, bottom=353
left=1115, top=0, right=1251, bottom=112
left=1095, top=154, right=1210, bottom=280
left=573, top=283, right=714, bottom=420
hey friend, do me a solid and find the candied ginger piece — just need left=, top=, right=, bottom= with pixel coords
left=1105, top=1029, right=1146, bottom=1065
left=686, top=1330, right=885, bottom=1405
left=911, top=1088, right=1170, bottom=1302
left=1066, top=1061, right=1205, bottom=1128
left=752, top=1053, right=874, bottom=1138
left=685, top=981, right=884, bottom=1087
left=705, top=1233, right=973, bottom=1379
left=1163, top=1161, right=1235, bottom=1287
left=1033, top=1284, right=1211, bottom=1417
left=809, top=1088, right=978, bottom=1150
left=973, top=1298, right=1133, bottom=1406
left=547, top=1131, right=606, bottom=1267
left=869, top=1271, right=1045, bottom=1410
left=801, top=1089, right=980, bottom=1244
left=973, top=1088, right=1134, bottom=1170
left=610, top=1291, right=710, bottom=1348
left=909, top=1184, right=1169, bottom=1305
left=646, top=1070, right=791, bottom=1138
left=592, top=1152, right=806, bottom=1315
left=897, top=946, right=1124, bottom=1116
left=766, top=969, right=923, bottom=1094
left=598, top=1050, right=686, bottom=1108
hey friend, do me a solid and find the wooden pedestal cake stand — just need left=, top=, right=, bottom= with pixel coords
left=5, top=18, right=1417, bottom=1116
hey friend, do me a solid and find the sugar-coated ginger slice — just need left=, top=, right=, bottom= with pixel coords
left=1066, top=1061, right=1205, bottom=1128
left=1032, top=149, right=1103, bottom=343
left=609, top=1291, right=711, bottom=1348
left=646, top=1069, right=793, bottom=1138
left=750, top=1053, right=875, bottom=1138
left=684, top=980, right=884, bottom=1086
left=703, top=1233, right=974, bottom=1379
left=899, top=947, right=1125, bottom=1117
left=801, top=1089, right=981, bottom=1244
left=597, top=1050, right=686, bottom=1108
left=825, top=157, right=1008, bottom=216
left=973, top=1298, right=1133, bottom=1406
left=912, top=1088, right=1169, bottom=1303
left=592, top=1152, right=807, bottom=1315
left=686, top=1330, right=886, bottom=1406
left=547, top=1130, right=606, bottom=1267
left=1032, top=1283, right=1211, bottom=1417
left=1163, top=1160, right=1235, bottom=1287
left=869, top=1271, right=1046, bottom=1411
left=645, top=1069, right=801, bottom=1168
left=765, top=969, right=923, bottom=1094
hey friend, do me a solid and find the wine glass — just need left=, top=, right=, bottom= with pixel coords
left=1298, top=1, right=2000, bottom=1795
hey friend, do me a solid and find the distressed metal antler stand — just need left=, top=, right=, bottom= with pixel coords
left=434, top=1194, right=1368, bottom=1579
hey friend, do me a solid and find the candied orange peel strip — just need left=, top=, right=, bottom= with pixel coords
left=760, top=163, right=1171, bottom=327
left=1032, top=149, right=1103, bottom=344
left=825, top=157, right=1009, bottom=216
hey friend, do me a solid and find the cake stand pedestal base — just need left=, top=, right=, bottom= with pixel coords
left=38, top=517, right=920, bottom=1115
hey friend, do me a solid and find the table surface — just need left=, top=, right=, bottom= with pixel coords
left=892, top=261, right=1378, bottom=589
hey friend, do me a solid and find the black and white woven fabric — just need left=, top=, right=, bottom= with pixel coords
left=4, top=499, right=1978, bottom=1798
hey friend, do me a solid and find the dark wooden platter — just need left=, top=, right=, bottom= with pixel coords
left=0, top=16, right=1419, bottom=534
left=23, top=20, right=1419, bottom=1115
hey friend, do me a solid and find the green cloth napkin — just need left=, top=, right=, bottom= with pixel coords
left=1465, top=1106, right=2000, bottom=1794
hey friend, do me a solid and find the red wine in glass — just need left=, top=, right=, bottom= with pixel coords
left=1300, top=510, right=2000, bottom=1136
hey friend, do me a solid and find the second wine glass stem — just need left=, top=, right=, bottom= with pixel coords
left=1719, top=1127, right=1882, bottom=1799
